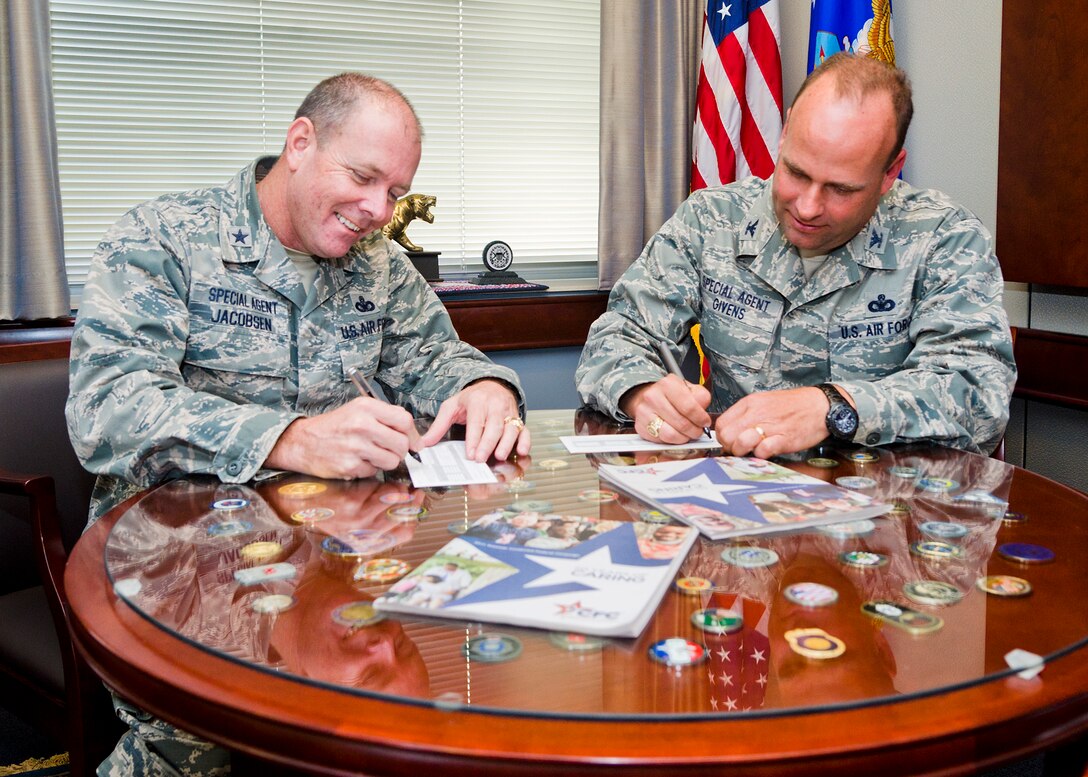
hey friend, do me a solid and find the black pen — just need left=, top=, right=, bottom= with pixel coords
left=348, top=367, right=423, bottom=462
left=655, top=341, right=713, bottom=441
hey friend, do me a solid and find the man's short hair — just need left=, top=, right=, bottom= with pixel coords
left=295, top=72, right=423, bottom=143
left=793, top=53, right=913, bottom=166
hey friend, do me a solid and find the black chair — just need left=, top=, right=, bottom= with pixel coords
left=0, top=469, right=122, bottom=776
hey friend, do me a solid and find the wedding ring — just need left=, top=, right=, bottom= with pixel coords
left=504, top=416, right=525, bottom=430
left=647, top=416, right=665, bottom=438
left=755, top=426, right=767, bottom=440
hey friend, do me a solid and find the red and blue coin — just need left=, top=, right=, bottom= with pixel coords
left=649, top=638, right=707, bottom=667
left=212, top=498, right=249, bottom=510
left=784, top=582, right=839, bottom=608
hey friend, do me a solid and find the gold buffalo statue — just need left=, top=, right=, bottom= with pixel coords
left=382, top=194, right=436, bottom=253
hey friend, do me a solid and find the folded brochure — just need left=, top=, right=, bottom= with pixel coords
left=374, top=510, right=697, bottom=637
left=597, top=456, right=890, bottom=540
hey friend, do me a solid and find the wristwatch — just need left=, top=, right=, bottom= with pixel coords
left=816, top=383, right=859, bottom=442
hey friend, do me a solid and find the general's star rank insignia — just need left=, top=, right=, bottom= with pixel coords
left=230, top=226, right=252, bottom=247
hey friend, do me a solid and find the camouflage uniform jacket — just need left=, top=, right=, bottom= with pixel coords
left=67, top=157, right=524, bottom=525
left=576, top=177, right=1015, bottom=454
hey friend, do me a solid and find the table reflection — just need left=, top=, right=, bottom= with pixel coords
left=102, top=409, right=1088, bottom=719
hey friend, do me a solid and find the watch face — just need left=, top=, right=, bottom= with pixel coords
left=828, top=404, right=858, bottom=438
left=482, top=240, right=513, bottom=272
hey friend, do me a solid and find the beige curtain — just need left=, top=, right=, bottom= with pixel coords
left=0, top=0, right=70, bottom=321
left=597, top=0, right=702, bottom=289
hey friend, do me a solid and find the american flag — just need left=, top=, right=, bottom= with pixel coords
left=691, top=0, right=784, bottom=190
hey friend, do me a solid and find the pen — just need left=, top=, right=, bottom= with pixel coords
left=348, top=367, right=423, bottom=462
left=655, top=341, right=714, bottom=441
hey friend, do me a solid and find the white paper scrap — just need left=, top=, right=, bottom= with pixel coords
left=559, top=433, right=721, bottom=455
left=1004, top=648, right=1045, bottom=680
left=406, top=441, right=498, bottom=488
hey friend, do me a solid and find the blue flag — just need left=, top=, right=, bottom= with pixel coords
left=808, top=0, right=895, bottom=73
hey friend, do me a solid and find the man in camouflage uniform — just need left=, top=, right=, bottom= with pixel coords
left=577, top=53, right=1015, bottom=457
left=67, top=72, right=529, bottom=775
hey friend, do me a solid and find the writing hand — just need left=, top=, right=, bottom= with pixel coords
left=714, top=386, right=849, bottom=457
left=621, top=375, right=711, bottom=444
left=264, top=398, right=417, bottom=478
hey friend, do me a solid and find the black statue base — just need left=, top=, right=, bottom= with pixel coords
left=469, top=270, right=529, bottom=285
left=407, top=251, right=441, bottom=282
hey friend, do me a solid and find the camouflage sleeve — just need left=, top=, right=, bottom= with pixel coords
left=839, top=215, right=1016, bottom=454
left=66, top=206, right=300, bottom=490
left=373, top=251, right=526, bottom=417
left=576, top=205, right=705, bottom=420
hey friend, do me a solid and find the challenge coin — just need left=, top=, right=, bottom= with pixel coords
left=849, top=451, right=880, bottom=463
left=207, top=520, right=253, bottom=537
left=1002, top=510, right=1028, bottom=525
left=505, top=480, right=535, bottom=493
left=234, top=563, right=296, bottom=585
left=835, top=476, right=877, bottom=490
left=579, top=488, right=617, bottom=503
left=675, top=576, right=714, bottom=594
left=806, top=457, right=839, bottom=468
left=888, top=466, right=920, bottom=479
left=548, top=632, right=606, bottom=652
left=278, top=481, right=327, bottom=497
left=919, top=521, right=968, bottom=540
left=290, top=507, right=334, bottom=523
left=839, top=550, right=888, bottom=568
left=640, top=509, right=671, bottom=524
left=354, top=558, right=410, bottom=583
left=447, top=520, right=471, bottom=535
left=648, top=638, right=706, bottom=667
left=378, top=492, right=414, bottom=505
left=862, top=600, right=944, bottom=634
left=903, top=580, right=964, bottom=606
left=240, top=541, right=283, bottom=564
left=785, top=628, right=846, bottom=659
left=386, top=505, right=428, bottom=522
left=720, top=546, right=779, bottom=568
left=784, top=582, right=839, bottom=608
left=910, top=540, right=963, bottom=561
left=917, top=477, right=957, bottom=493
left=332, top=602, right=385, bottom=628
left=251, top=594, right=295, bottom=614
left=466, top=634, right=522, bottom=663
left=691, top=607, right=743, bottom=634
left=538, top=458, right=569, bottom=470
left=976, top=575, right=1033, bottom=597
left=212, top=498, right=249, bottom=510
left=818, top=519, right=876, bottom=538
left=997, top=542, right=1055, bottom=564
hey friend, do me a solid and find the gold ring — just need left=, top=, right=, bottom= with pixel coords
left=504, top=416, right=525, bottom=430
left=647, top=416, right=664, bottom=438
left=755, top=426, right=767, bottom=440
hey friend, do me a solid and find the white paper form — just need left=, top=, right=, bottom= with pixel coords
left=405, top=441, right=498, bottom=488
left=559, top=434, right=721, bottom=455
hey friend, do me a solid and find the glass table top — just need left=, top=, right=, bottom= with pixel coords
left=102, top=409, right=1088, bottom=720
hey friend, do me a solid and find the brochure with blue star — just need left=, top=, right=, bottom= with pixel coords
left=373, top=510, right=697, bottom=637
left=596, top=457, right=890, bottom=540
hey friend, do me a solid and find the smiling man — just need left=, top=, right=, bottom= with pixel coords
left=68, top=72, right=530, bottom=775
left=577, top=53, right=1015, bottom=458
left=69, top=73, right=530, bottom=528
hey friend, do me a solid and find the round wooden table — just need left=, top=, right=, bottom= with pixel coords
left=66, top=409, right=1088, bottom=776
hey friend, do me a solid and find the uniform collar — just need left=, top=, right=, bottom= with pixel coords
left=736, top=177, right=901, bottom=305
left=219, top=156, right=359, bottom=314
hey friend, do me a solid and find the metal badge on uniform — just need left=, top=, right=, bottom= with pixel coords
left=228, top=225, right=253, bottom=248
